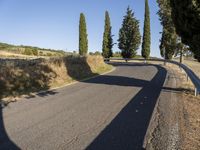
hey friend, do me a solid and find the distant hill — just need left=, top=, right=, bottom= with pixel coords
left=0, top=42, right=71, bottom=58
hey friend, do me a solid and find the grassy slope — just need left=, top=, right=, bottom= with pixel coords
left=0, top=55, right=112, bottom=100
left=0, top=42, right=68, bottom=58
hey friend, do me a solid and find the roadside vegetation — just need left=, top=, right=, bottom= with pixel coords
left=157, top=0, right=200, bottom=63
left=0, top=55, right=112, bottom=101
left=170, top=0, right=200, bottom=62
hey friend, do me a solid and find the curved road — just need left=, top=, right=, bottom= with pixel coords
left=0, top=62, right=167, bottom=150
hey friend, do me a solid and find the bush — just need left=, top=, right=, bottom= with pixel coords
left=46, top=53, right=53, bottom=57
left=23, top=48, right=33, bottom=55
left=32, top=49, right=38, bottom=56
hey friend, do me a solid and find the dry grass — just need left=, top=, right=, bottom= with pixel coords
left=182, top=59, right=200, bottom=78
left=177, top=72, right=200, bottom=150
left=0, top=51, right=36, bottom=59
left=181, top=93, right=200, bottom=150
left=0, top=55, right=112, bottom=101
left=0, top=50, right=65, bottom=59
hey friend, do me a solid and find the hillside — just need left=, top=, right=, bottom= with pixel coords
left=0, top=42, right=70, bottom=58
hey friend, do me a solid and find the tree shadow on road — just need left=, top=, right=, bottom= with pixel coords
left=85, top=75, right=149, bottom=87
left=85, top=63, right=167, bottom=150
left=0, top=102, right=20, bottom=150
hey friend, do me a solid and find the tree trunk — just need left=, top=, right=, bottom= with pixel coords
left=180, top=49, right=183, bottom=63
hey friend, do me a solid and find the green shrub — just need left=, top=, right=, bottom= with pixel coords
left=23, top=48, right=33, bottom=55
left=32, top=49, right=38, bottom=56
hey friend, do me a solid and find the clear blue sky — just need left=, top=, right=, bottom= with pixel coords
left=0, top=0, right=162, bottom=57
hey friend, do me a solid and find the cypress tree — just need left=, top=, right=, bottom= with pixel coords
left=102, top=11, right=113, bottom=58
left=79, top=13, right=88, bottom=55
left=118, top=7, right=141, bottom=58
left=159, top=30, right=165, bottom=58
left=142, top=0, right=151, bottom=59
left=157, top=0, right=178, bottom=60
left=170, top=0, right=200, bottom=62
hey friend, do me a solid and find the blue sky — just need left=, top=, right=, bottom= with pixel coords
left=0, top=0, right=162, bottom=57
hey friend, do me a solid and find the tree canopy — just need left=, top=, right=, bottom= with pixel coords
left=79, top=13, right=88, bottom=55
left=118, top=7, right=141, bottom=58
left=157, top=0, right=178, bottom=60
left=102, top=11, right=113, bottom=58
left=142, top=0, right=151, bottom=59
left=170, top=0, right=200, bottom=61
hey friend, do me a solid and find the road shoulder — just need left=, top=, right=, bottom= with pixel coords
left=144, top=63, right=186, bottom=150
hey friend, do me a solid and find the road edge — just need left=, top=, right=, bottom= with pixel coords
left=143, top=65, right=180, bottom=150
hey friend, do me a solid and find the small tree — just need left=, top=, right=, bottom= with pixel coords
left=174, top=37, right=189, bottom=63
left=79, top=13, right=88, bottom=55
left=118, top=7, right=141, bottom=59
left=159, top=30, right=165, bottom=58
left=142, top=0, right=151, bottom=59
left=102, top=11, right=113, bottom=58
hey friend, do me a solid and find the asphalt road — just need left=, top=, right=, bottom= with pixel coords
left=0, top=62, right=167, bottom=150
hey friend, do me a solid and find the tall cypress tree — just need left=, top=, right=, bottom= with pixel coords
left=159, top=29, right=165, bottom=58
left=118, top=7, right=141, bottom=58
left=157, top=0, right=178, bottom=60
left=142, top=0, right=151, bottom=59
left=102, top=11, right=113, bottom=58
left=79, top=13, right=88, bottom=55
